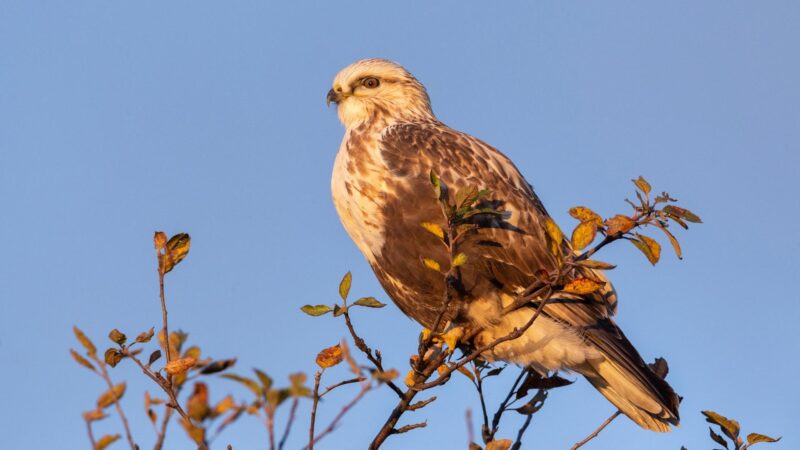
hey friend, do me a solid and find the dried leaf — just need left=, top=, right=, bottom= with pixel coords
left=180, top=418, right=206, bottom=445
left=516, top=389, right=548, bottom=415
left=709, top=427, right=729, bottom=449
left=153, top=231, right=167, bottom=250
left=605, top=215, right=635, bottom=236
left=571, top=221, right=597, bottom=251
left=300, top=304, right=332, bottom=316
left=95, top=434, right=121, bottom=450
left=162, top=233, right=191, bottom=274
left=147, top=408, right=157, bottom=425
left=254, top=368, right=273, bottom=392
left=214, top=395, right=235, bottom=416
left=108, top=329, right=126, bottom=345
left=373, top=369, right=399, bottom=382
left=135, top=327, right=155, bottom=343
left=456, top=365, right=475, bottom=382
left=73, top=326, right=97, bottom=357
left=562, top=278, right=604, bottom=295
left=486, top=439, right=512, bottom=450
left=574, top=259, right=617, bottom=270
left=353, top=297, right=386, bottom=308
left=70, top=349, right=96, bottom=371
left=568, top=206, right=603, bottom=226
left=82, top=409, right=108, bottom=422
left=631, top=234, right=661, bottom=265
left=632, top=176, right=651, bottom=195
left=183, top=345, right=201, bottom=360
left=747, top=433, right=781, bottom=445
left=420, top=222, right=445, bottom=240
left=333, top=304, right=347, bottom=317
left=97, top=383, right=126, bottom=409
left=200, top=358, right=237, bottom=375
left=663, top=205, right=702, bottom=223
left=221, top=374, right=263, bottom=397
left=703, top=410, right=740, bottom=441
left=165, top=357, right=197, bottom=376
left=104, top=348, right=123, bottom=368
left=452, top=253, right=468, bottom=267
left=316, top=344, right=344, bottom=369
left=289, top=372, right=310, bottom=397
left=654, top=222, right=682, bottom=259
left=148, top=350, right=162, bottom=366
left=422, top=258, right=441, bottom=272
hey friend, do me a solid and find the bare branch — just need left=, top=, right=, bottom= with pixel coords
left=570, top=410, right=621, bottom=450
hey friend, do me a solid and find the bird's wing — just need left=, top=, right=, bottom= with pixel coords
left=379, top=122, right=617, bottom=323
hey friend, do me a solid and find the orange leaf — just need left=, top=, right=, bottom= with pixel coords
left=165, top=357, right=197, bottom=376
left=315, top=344, right=343, bottom=369
left=605, top=215, right=635, bottom=235
left=568, top=206, right=603, bottom=226
left=562, top=278, right=604, bottom=295
left=571, top=221, right=597, bottom=251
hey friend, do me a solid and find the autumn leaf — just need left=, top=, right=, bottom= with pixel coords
left=214, top=395, right=235, bottom=416
left=747, top=433, right=781, bottom=445
left=200, top=358, right=237, bottom=375
left=254, top=368, right=273, bottom=392
left=221, top=373, right=262, bottom=397
left=421, top=222, right=445, bottom=240
left=97, top=383, right=126, bottom=408
left=422, top=258, right=441, bottom=272
left=631, top=234, right=661, bottom=265
left=703, top=410, right=741, bottom=441
left=148, top=350, right=162, bottom=366
left=135, top=327, right=155, bottom=343
left=562, top=278, right=605, bottom=295
left=165, top=357, right=197, bottom=376
left=187, top=382, right=210, bottom=421
left=568, top=206, right=603, bottom=226
left=95, top=434, right=121, bottom=450
left=373, top=369, right=399, bottom=382
left=73, top=326, right=97, bottom=358
left=663, top=205, right=702, bottom=223
left=605, top=215, right=635, bottom=236
left=289, top=372, right=310, bottom=397
left=709, top=427, right=729, bottom=449
left=571, top=221, right=597, bottom=251
left=544, top=217, right=563, bottom=245
left=161, top=233, right=191, bottom=274
left=108, top=329, right=126, bottom=345
left=353, top=297, right=386, bottom=308
left=574, top=259, right=616, bottom=270
left=70, top=349, right=96, bottom=372
left=104, top=348, right=123, bottom=368
left=632, top=176, right=651, bottom=196
left=316, top=344, right=344, bottom=369
left=486, top=439, right=512, bottom=450
left=654, top=222, right=682, bottom=259
left=452, top=253, right=468, bottom=267
left=153, top=231, right=167, bottom=250
left=82, top=409, right=108, bottom=422
left=300, top=304, right=332, bottom=316
left=338, top=271, right=352, bottom=300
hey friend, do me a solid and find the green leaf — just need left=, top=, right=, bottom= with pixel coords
left=300, top=304, right=332, bottom=316
left=339, top=271, right=352, bottom=301
left=747, top=433, right=781, bottom=446
left=632, top=176, right=651, bottom=196
left=452, top=253, right=468, bottom=267
left=108, top=329, right=126, bottom=345
left=221, top=374, right=263, bottom=398
left=353, top=297, right=386, bottom=308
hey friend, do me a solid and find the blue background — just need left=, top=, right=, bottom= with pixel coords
left=1, top=1, right=798, bottom=449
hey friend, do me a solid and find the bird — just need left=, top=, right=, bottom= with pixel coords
left=327, top=58, right=680, bottom=432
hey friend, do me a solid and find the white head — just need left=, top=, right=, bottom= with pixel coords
left=327, top=59, right=434, bottom=128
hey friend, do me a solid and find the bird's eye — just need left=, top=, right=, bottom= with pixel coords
left=362, top=77, right=380, bottom=89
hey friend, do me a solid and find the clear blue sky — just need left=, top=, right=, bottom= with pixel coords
left=1, top=1, right=798, bottom=449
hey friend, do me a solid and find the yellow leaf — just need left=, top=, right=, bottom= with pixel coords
left=165, top=357, right=197, bottom=376
left=420, top=222, right=445, bottom=240
left=404, top=369, right=416, bottom=387
left=562, top=278, right=605, bottom=295
left=97, top=383, right=126, bottom=409
left=747, top=433, right=781, bottom=445
left=315, top=344, right=343, bottom=369
left=73, top=326, right=97, bottom=358
left=544, top=217, right=563, bottom=245
left=373, top=369, right=399, bottom=382
left=338, top=271, right=352, bottom=300
left=153, top=231, right=167, bottom=250
left=568, top=206, right=603, bottom=225
left=605, top=215, right=635, bottom=236
left=422, top=258, right=441, bottom=272
left=632, top=176, right=651, bottom=195
left=161, top=233, right=191, bottom=274
left=442, top=327, right=464, bottom=351
left=452, top=253, right=468, bottom=267
left=456, top=365, right=475, bottom=382
left=702, top=410, right=740, bottom=440
left=486, top=439, right=512, bottom=450
left=70, top=349, right=96, bottom=372
left=95, top=434, right=121, bottom=450
left=571, top=221, right=597, bottom=251
left=631, top=234, right=661, bottom=265
left=214, top=395, right=235, bottom=415
left=82, top=409, right=108, bottom=422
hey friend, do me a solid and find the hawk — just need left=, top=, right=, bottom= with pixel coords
left=327, top=58, right=680, bottom=432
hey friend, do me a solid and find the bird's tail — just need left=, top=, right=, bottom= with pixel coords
left=575, top=329, right=681, bottom=432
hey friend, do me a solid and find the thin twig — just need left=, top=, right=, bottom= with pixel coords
left=277, top=397, right=298, bottom=450
left=93, top=355, right=137, bottom=449
left=466, top=408, right=475, bottom=447
left=306, top=380, right=371, bottom=449
left=266, top=405, right=275, bottom=450
left=392, top=422, right=427, bottom=434
left=487, top=368, right=527, bottom=442
left=85, top=419, right=98, bottom=449
left=153, top=406, right=173, bottom=450
left=320, top=377, right=365, bottom=398
left=342, top=311, right=404, bottom=398
left=510, top=413, right=534, bottom=450
left=308, top=370, right=323, bottom=450
left=570, top=410, right=621, bottom=450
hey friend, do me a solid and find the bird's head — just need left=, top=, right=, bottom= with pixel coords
left=327, top=59, right=433, bottom=128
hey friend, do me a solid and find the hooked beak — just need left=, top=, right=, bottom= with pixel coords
left=326, top=89, right=340, bottom=107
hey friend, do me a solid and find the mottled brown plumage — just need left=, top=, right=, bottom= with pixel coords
left=328, top=59, right=680, bottom=431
